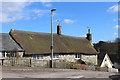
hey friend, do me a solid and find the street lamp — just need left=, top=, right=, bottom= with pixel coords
left=51, top=9, right=56, bottom=68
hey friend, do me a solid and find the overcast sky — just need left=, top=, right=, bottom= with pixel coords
left=1, top=2, right=119, bottom=43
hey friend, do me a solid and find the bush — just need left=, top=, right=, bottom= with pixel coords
left=69, top=62, right=78, bottom=69
left=67, top=62, right=86, bottom=70
left=95, top=66, right=101, bottom=71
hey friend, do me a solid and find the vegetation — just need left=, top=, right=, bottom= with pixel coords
left=93, top=38, right=120, bottom=65
left=93, top=38, right=120, bottom=55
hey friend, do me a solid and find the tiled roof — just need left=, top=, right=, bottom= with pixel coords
left=0, top=33, right=23, bottom=52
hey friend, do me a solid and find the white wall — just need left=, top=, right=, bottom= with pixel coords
left=108, top=68, right=118, bottom=72
left=101, top=54, right=113, bottom=68
left=0, top=52, right=2, bottom=58
left=100, top=54, right=119, bottom=72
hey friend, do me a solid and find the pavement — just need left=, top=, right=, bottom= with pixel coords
left=1, top=66, right=118, bottom=79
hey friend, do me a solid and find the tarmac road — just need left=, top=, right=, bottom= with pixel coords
left=1, top=78, right=113, bottom=80
left=1, top=66, right=118, bottom=80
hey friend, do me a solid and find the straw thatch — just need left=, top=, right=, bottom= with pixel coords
left=9, top=30, right=98, bottom=55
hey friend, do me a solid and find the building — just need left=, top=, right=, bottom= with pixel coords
left=100, top=53, right=118, bottom=72
left=0, top=33, right=24, bottom=58
left=8, top=25, right=98, bottom=65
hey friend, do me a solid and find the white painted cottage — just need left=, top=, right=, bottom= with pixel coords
left=100, top=53, right=118, bottom=72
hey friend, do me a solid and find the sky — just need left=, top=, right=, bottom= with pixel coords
left=0, top=2, right=119, bottom=43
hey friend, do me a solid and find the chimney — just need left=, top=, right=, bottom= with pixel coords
left=11, top=29, right=14, bottom=31
left=86, top=29, right=92, bottom=43
left=57, top=25, right=61, bottom=35
left=10, top=29, right=14, bottom=33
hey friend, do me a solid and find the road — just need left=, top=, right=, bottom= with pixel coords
left=1, top=66, right=118, bottom=80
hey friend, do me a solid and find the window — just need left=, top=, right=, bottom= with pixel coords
left=105, top=58, right=107, bottom=61
left=33, top=55, right=43, bottom=60
left=75, top=53, right=81, bottom=59
left=2, top=52, right=5, bottom=57
left=50, top=54, right=59, bottom=60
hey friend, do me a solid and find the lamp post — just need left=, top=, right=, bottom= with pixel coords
left=51, top=9, right=56, bottom=68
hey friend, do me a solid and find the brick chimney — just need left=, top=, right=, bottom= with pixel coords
left=86, top=29, right=92, bottom=43
left=11, top=29, right=14, bottom=31
left=57, top=25, right=61, bottom=35
left=10, top=29, right=15, bottom=33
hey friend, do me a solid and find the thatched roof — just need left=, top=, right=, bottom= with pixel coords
left=9, top=30, right=98, bottom=55
left=0, top=33, right=23, bottom=52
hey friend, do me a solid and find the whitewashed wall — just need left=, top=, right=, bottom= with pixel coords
left=0, top=52, right=2, bottom=58
left=108, top=68, right=118, bottom=72
left=101, top=54, right=113, bottom=68
left=100, top=54, right=118, bottom=72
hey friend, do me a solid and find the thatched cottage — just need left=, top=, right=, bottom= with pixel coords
left=8, top=25, right=98, bottom=65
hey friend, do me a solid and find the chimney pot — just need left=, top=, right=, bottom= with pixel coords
left=88, top=29, right=90, bottom=34
left=10, top=29, right=14, bottom=32
left=57, top=25, right=61, bottom=35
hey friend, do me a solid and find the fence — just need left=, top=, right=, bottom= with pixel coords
left=1, top=57, right=108, bottom=72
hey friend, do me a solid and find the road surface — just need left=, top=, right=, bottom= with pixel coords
left=1, top=66, right=118, bottom=80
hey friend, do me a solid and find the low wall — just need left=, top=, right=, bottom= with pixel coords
left=108, top=68, right=118, bottom=72
left=0, top=57, right=110, bottom=72
left=2, top=57, right=50, bottom=68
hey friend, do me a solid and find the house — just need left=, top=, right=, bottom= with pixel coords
left=100, top=53, right=118, bottom=72
left=0, top=33, right=24, bottom=58
left=8, top=25, right=98, bottom=65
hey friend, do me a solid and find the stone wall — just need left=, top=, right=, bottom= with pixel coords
left=59, top=54, right=76, bottom=62
left=30, top=54, right=97, bottom=65
left=43, top=54, right=50, bottom=61
left=17, top=52, right=24, bottom=57
left=58, top=54, right=98, bottom=65
left=1, top=57, right=114, bottom=72
left=81, top=54, right=97, bottom=65
left=2, top=57, right=50, bottom=67
left=39, top=54, right=76, bottom=62
left=0, top=53, right=98, bottom=66
left=1, top=57, right=96, bottom=69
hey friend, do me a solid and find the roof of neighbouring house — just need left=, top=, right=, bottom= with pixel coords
left=94, top=41, right=119, bottom=66
left=98, top=53, right=118, bottom=66
left=0, top=33, right=24, bottom=52
left=108, top=54, right=118, bottom=64
left=9, top=29, right=98, bottom=55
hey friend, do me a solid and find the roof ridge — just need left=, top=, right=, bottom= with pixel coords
left=11, top=29, right=87, bottom=39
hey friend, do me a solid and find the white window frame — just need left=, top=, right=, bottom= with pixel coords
left=50, top=54, right=59, bottom=60
left=75, top=53, right=81, bottom=59
left=33, top=54, right=43, bottom=60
